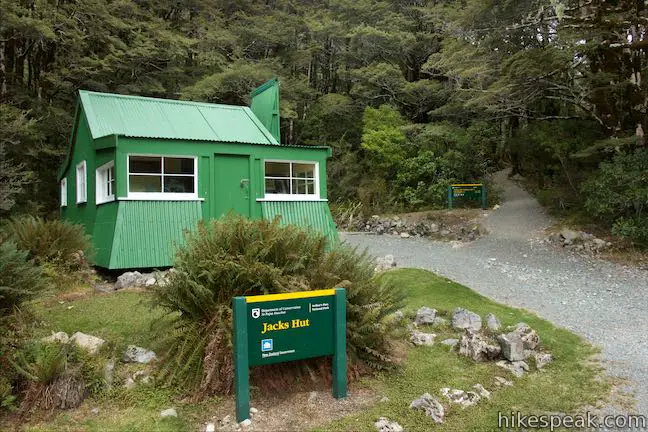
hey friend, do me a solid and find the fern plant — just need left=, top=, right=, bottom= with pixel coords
left=154, top=215, right=404, bottom=398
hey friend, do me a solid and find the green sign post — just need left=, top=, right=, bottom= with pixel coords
left=448, top=183, right=487, bottom=209
left=232, top=288, right=347, bottom=422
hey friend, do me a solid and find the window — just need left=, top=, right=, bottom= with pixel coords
left=127, top=155, right=197, bottom=199
left=76, top=161, right=87, bottom=204
left=264, top=161, right=318, bottom=198
left=60, top=178, right=67, bottom=207
left=96, top=161, right=115, bottom=204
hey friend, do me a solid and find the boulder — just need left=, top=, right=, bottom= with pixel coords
left=414, top=307, right=437, bottom=326
left=485, top=314, right=501, bottom=332
left=496, top=360, right=529, bottom=378
left=114, top=271, right=144, bottom=289
left=374, top=417, right=404, bottom=432
left=452, top=308, right=482, bottom=331
left=497, top=333, right=525, bottom=362
left=42, top=331, right=69, bottom=344
left=160, top=408, right=177, bottom=418
left=534, top=352, right=554, bottom=370
left=440, top=387, right=481, bottom=408
left=409, top=393, right=445, bottom=424
left=400, top=232, right=411, bottom=238
left=510, top=323, right=540, bottom=350
left=458, top=331, right=501, bottom=362
left=240, top=419, right=252, bottom=427
left=70, top=332, right=105, bottom=355
left=123, top=377, right=136, bottom=389
left=206, top=423, right=216, bottom=432
left=410, top=331, right=436, bottom=346
left=375, top=255, right=398, bottom=272
left=122, top=345, right=157, bottom=364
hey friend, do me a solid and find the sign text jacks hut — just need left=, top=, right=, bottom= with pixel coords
left=232, top=288, right=347, bottom=422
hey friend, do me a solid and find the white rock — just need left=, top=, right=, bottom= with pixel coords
left=494, top=376, right=513, bottom=387
left=42, top=331, right=69, bottom=344
left=485, top=313, right=501, bottom=331
left=380, top=396, right=390, bottom=402
left=472, top=384, right=491, bottom=399
left=410, top=330, right=436, bottom=346
left=374, top=417, right=404, bottom=432
left=206, top=423, right=216, bottom=432
left=123, top=345, right=157, bottom=364
left=115, top=271, right=144, bottom=289
left=91, top=407, right=100, bottom=415
left=240, top=419, right=252, bottom=427
left=249, top=407, right=258, bottom=414
left=160, top=408, right=177, bottom=418
left=535, top=352, right=554, bottom=370
left=497, top=333, right=525, bottom=362
left=459, top=331, right=501, bottom=362
left=452, top=308, right=482, bottom=331
left=145, top=278, right=156, bottom=286
left=400, top=232, right=411, bottom=238
left=70, top=332, right=106, bottom=355
left=440, top=387, right=481, bottom=408
left=414, top=307, right=437, bottom=325
left=410, top=393, right=444, bottom=423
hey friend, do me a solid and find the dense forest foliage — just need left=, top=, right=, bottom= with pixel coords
left=1, top=0, right=647, bottom=243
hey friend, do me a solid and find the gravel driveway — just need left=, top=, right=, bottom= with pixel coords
left=341, top=170, right=648, bottom=415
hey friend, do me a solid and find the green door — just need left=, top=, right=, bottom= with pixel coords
left=213, top=154, right=251, bottom=218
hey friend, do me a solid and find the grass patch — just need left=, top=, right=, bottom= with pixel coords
left=31, top=289, right=172, bottom=353
left=14, top=269, right=608, bottom=431
left=326, top=269, right=608, bottom=431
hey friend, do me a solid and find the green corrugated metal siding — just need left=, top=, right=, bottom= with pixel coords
left=78, top=91, right=279, bottom=145
left=260, top=201, right=338, bottom=244
left=109, top=201, right=202, bottom=269
left=92, top=202, right=119, bottom=268
left=250, top=79, right=280, bottom=142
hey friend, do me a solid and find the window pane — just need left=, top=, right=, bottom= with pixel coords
left=292, top=179, right=316, bottom=195
left=130, top=156, right=161, bottom=174
left=265, top=178, right=290, bottom=194
left=293, top=163, right=315, bottom=179
left=129, top=175, right=162, bottom=192
left=164, top=176, right=194, bottom=193
left=265, top=162, right=290, bottom=177
left=164, top=157, right=194, bottom=175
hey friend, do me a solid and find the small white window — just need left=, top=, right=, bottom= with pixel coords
left=96, top=161, right=115, bottom=204
left=264, top=161, right=319, bottom=199
left=127, top=155, right=197, bottom=200
left=60, top=178, right=67, bottom=207
left=76, top=161, right=87, bottom=204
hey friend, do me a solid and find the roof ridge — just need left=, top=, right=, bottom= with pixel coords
left=79, top=90, right=247, bottom=111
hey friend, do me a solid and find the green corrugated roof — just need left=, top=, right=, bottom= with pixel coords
left=78, top=90, right=279, bottom=145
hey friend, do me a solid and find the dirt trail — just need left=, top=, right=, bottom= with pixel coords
left=342, top=169, right=648, bottom=415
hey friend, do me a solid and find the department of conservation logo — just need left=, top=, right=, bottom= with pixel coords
left=251, top=308, right=260, bottom=319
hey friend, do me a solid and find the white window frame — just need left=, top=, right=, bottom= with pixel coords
left=96, top=161, right=116, bottom=205
left=76, top=160, right=87, bottom=204
left=60, top=178, right=67, bottom=207
left=126, top=154, right=198, bottom=201
left=263, top=160, right=320, bottom=201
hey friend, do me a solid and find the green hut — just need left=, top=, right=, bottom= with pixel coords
left=58, top=80, right=337, bottom=269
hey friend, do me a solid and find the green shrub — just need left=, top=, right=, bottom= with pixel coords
left=154, top=215, right=404, bottom=398
left=11, top=341, right=88, bottom=412
left=2, top=216, right=94, bottom=287
left=582, top=148, right=648, bottom=245
left=0, top=240, right=47, bottom=318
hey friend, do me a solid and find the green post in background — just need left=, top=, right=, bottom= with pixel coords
left=233, top=297, right=250, bottom=423
left=447, top=186, right=453, bottom=209
left=481, top=184, right=488, bottom=209
left=332, top=288, right=347, bottom=399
